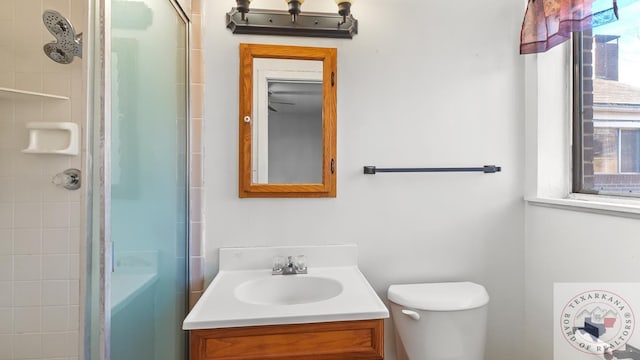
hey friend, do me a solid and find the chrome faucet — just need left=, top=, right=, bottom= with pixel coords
left=272, top=255, right=307, bottom=275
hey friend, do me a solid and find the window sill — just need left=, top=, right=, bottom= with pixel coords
left=525, top=194, right=640, bottom=219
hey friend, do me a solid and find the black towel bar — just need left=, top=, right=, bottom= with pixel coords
left=363, top=165, right=502, bottom=174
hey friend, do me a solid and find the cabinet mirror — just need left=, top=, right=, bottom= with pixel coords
left=239, top=44, right=337, bottom=198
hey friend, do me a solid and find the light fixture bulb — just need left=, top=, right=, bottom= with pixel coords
left=285, top=0, right=304, bottom=23
left=335, top=0, right=353, bottom=24
left=236, top=0, right=251, bottom=20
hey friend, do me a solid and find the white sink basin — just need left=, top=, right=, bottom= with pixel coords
left=182, top=245, right=389, bottom=330
left=235, top=276, right=343, bottom=305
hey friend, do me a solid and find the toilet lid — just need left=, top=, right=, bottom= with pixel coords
left=387, top=282, right=489, bottom=311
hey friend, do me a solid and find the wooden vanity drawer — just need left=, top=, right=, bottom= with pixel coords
left=189, top=319, right=384, bottom=360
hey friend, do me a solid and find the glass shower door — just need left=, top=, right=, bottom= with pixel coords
left=108, top=0, right=188, bottom=359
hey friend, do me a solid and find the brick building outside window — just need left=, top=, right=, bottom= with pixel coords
left=577, top=14, right=640, bottom=195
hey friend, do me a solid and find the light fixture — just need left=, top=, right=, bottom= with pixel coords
left=227, top=0, right=358, bottom=39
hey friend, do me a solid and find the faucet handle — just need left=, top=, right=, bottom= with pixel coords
left=272, top=256, right=285, bottom=273
left=293, top=255, right=307, bottom=272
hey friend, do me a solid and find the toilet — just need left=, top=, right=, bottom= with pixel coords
left=388, top=282, right=489, bottom=360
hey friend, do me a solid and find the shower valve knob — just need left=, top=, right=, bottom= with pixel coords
left=52, top=168, right=81, bottom=190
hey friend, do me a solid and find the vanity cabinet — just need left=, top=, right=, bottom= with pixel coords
left=189, top=319, right=384, bottom=360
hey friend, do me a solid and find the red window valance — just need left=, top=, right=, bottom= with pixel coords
left=520, top=0, right=637, bottom=54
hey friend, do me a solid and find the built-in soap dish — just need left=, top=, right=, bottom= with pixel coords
left=22, top=122, right=79, bottom=155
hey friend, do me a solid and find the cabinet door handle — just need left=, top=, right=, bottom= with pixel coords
left=402, top=309, right=420, bottom=321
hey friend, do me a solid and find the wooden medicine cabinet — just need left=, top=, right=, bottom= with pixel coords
left=238, top=44, right=337, bottom=198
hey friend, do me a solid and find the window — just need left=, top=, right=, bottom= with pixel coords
left=574, top=5, right=640, bottom=196
left=593, top=127, right=640, bottom=174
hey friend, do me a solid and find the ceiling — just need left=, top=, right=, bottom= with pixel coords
left=268, top=80, right=322, bottom=114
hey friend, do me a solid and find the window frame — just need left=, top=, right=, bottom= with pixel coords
left=572, top=35, right=587, bottom=194
left=572, top=32, right=640, bottom=198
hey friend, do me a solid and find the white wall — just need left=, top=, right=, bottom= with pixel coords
left=525, top=205, right=640, bottom=359
left=203, top=0, right=526, bottom=358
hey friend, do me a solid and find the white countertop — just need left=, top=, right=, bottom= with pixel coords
left=182, top=245, right=389, bottom=330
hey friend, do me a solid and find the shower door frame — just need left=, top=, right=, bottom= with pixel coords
left=84, top=0, right=192, bottom=359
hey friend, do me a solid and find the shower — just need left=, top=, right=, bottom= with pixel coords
left=42, top=9, right=83, bottom=64
left=0, top=1, right=192, bottom=358
left=86, top=1, right=192, bottom=359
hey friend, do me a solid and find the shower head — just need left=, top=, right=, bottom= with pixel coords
left=42, top=10, right=82, bottom=64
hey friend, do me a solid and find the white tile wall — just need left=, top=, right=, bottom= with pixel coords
left=13, top=230, right=42, bottom=255
left=0, top=0, right=84, bottom=358
left=0, top=335, right=14, bottom=360
left=0, top=283, right=12, bottom=307
left=189, top=0, right=206, bottom=309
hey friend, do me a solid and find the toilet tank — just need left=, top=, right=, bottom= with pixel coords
left=388, top=282, right=489, bottom=360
